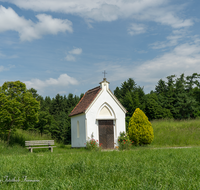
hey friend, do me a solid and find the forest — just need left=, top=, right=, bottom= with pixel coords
left=0, top=73, right=200, bottom=145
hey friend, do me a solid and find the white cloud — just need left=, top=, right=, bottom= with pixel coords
left=0, top=64, right=15, bottom=72
left=151, top=29, right=188, bottom=49
left=65, top=54, right=76, bottom=61
left=130, top=42, right=200, bottom=92
left=0, top=0, right=193, bottom=29
left=151, top=35, right=182, bottom=49
left=58, top=90, right=67, bottom=95
left=0, top=51, right=18, bottom=59
left=96, top=40, right=200, bottom=92
left=128, top=23, right=146, bottom=35
left=69, top=48, right=82, bottom=55
left=24, top=74, right=78, bottom=90
left=85, top=18, right=94, bottom=28
left=138, top=8, right=193, bottom=28
left=0, top=66, right=5, bottom=72
left=0, top=6, right=73, bottom=41
left=137, top=45, right=199, bottom=79
left=65, top=48, right=82, bottom=61
left=0, top=52, right=6, bottom=58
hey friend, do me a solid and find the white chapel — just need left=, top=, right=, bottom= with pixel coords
left=69, top=78, right=127, bottom=149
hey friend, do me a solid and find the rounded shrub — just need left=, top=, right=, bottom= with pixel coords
left=128, top=108, right=154, bottom=145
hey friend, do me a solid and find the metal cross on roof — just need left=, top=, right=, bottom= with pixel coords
left=102, top=70, right=107, bottom=80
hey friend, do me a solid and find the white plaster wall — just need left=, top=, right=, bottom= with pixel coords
left=86, top=84, right=126, bottom=146
left=71, top=114, right=86, bottom=147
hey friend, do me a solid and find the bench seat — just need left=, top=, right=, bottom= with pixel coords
left=25, top=140, right=56, bottom=153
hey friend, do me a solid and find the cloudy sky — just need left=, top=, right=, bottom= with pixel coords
left=0, top=0, right=200, bottom=97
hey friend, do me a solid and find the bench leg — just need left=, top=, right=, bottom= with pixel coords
left=49, top=146, right=53, bottom=152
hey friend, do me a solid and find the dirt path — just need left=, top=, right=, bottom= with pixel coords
left=152, top=146, right=192, bottom=149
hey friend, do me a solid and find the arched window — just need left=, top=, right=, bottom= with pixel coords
left=99, top=106, right=112, bottom=116
left=96, top=103, right=116, bottom=120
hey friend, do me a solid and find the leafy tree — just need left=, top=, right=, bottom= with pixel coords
left=185, top=73, right=200, bottom=92
left=28, top=88, right=39, bottom=99
left=164, top=75, right=176, bottom=115
left=173, top=74, right=198, bottom=119
left=128, top=108, right=154, bottom=145
left=154, top=73, right=200, bottom=119
left=186, top=73, right=200, bottom=118
left=58, top=111, right=70, bottom=144
left=193, top=87, right=200, bottom=117
left=144, top=93, right=172, bottom=120
left=155, top=79, right=167, bottom=95
left=34, top=109, right=53, bottom=136
left=114, top=78, right=145, bottom=130
left=39, top=93, right=82, bottom=144
left=0, top=81, right=40, bottom=144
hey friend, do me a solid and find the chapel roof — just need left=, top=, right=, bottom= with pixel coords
left=69, top=86, right=101, bottom=117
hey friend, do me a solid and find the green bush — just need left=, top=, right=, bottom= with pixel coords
left=128, top=108, right=154, bottom=145
left=117, top=131, right=133, bottom=150
left=0, top=130, right=26, bottom=147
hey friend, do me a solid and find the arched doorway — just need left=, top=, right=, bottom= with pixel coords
left=99, top=120, right=114, bottom=149
left=96, top=103, right=116, bottom=149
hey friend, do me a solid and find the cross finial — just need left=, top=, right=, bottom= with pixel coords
left=102, top=70, right=107, bottom=80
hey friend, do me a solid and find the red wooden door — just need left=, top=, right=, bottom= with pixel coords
left=99, top=120, right=114, bottom=149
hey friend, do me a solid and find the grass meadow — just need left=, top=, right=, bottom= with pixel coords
left=151, top=118, right=200, bottom=147
left=1, top=119, right=200, bottom=189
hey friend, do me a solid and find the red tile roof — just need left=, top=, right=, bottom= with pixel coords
left=69, top=86, right=101, bottom=117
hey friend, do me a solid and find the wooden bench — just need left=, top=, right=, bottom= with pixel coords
left=25, top=140, right=56, bottom=153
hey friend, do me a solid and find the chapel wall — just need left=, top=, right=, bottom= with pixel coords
left=71, top=114, right=86, bottom=147
left=86, top=88, right=126, bottom=146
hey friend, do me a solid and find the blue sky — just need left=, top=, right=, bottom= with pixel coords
left=0, top=0, right=200, bottom=97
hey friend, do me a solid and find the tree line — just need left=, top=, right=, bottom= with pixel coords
left=0, top=81, right=83, bottom=145
left=114, top=73, right=200, bottom=130
left=0, top=73, right=200, bottom=145
left=27, top=89, right=84, bottom=145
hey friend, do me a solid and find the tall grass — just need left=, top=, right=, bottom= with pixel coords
left=1, top=119, right=200, bottom=189
left=1, top=147, right=200, bottom=189
left=0, top=129, right=53, bottom=147
left=0, top=141, right=28, bottom=155
left=1, top=118, right=200, bottom=148
left=151, top=118, right=200, bottom=147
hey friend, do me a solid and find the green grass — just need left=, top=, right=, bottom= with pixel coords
left=16, top=129, right=53, bottom=141
left=1, top=119, right=200, bottom=189
left=1, top=145, right=200, bottom=189
left=1, top=129, right=55, bottom=147
left=151, top=118, right=200, bottom=147
left=2, top=118, right=200, bottom=148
